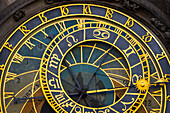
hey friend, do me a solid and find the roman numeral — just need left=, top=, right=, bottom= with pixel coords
left=6, top=72, right=17, bottom=82
left=41, top=29, right=49, bottom=38
left=4, top=92, right=14, bottom=99
left=24, top=38, right=35, bottom=50
left=113, top=28, right=122, bottom=35
left=13, top=53, right=24, bottom=64
left=123, top=45, right=135, bottom=58
left=4, top=42, right=13, bottom=51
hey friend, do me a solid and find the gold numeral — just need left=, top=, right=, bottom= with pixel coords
left=6, top=72, right=17, bottom=82
left=66, top=35, right=78, bottom=47
left=4, top=42, right=13, bottom=51
left=0, top=64, right=5, bottom=71
left=123, top=45, right=135, bottom=57
left=49, top=77, right=60, bottom=89
left=13, top=53, right=24, bottom=64
left=55, top=92, right=66, bottom=103
left=76, top=19, right=85, bottom=29
left=61, top=102, right=74, bottom=108
left=19, top=26, right=30, bottom=35
left=38, top=13, right=47, bottom=23
left=113, top=28, right=122, bottom=35
left=125, top=18, right=134, bottom=28
left=41, top=29, right=49, bottom=38
left=156, top=52, right=166, bottom=61
left=4, top=92, right=14, bottom=99
left=60, top=6, right=69, bottom=16
left=105, top=8, right=114, bottom=19
left=49, top=54, right=60, bottom=69
left=24, top=39, right=35, bottom=50
left=83, top=5, right=92, bottom=14
left=142, top=32, right=152, bottom=43
left=54, top=21, right=67, bottom=38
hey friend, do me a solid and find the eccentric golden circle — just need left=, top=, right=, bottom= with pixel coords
left=136, top=79, right=150, bottom=92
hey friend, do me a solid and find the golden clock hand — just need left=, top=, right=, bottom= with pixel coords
left=86, top=86, right=129, bottom=94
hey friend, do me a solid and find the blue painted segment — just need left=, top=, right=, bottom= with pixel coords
left=24, top=16, right=42, bottom=31
left=8, top=30, right=24, bottom=47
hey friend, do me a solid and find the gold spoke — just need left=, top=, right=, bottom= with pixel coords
left=87, top=43, right=96, bottom=63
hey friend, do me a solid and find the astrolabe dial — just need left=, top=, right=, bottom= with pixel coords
left=60, top=41, right=130, bottom=108
left=0, top=3, right=170, bottom=113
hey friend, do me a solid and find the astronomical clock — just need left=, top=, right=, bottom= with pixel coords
left=0, top=0, right=170, bottom=113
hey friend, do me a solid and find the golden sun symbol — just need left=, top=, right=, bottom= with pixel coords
left=136, top=79, right=150, bottom=92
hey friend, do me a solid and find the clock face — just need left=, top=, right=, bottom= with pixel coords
left=0, top=4, right=170, bottom=113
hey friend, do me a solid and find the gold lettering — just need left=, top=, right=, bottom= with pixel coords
left=13, top=53, right=24, bottom=64
left=4, top=42, right=13, bottom=51
left=20, top=26, right=30, bottom=35
left=66, top=35, right=78, bottom=47
left=125, top=18, right=134, bottom=28
left=105, top=8, right=114, bottom=19
left=123, top=45, right=135, bottom=57
left=0, top=64, right=4, bottom=71
left=60, top=6, right=69, bottom=16
left=83, top=5, right=92, bottom=14
left=38, top=13, right=47, bottom=23
left=49, top=77, right=60, bottom=89
left=49, top=54, right=60, bottom=69
left=142, top=32, right=152, bottom=43
left=6, top=72, right=17, bottom=82
left=24, top=39, right=35, bottom=50
left=156, top=52, right=166, bottom=61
